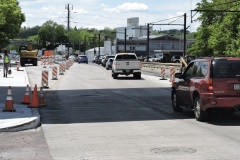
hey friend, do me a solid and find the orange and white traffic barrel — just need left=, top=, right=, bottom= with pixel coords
left=41, top=56, right=47, bottom=68
left=62, top=62, right=66, bottom=72
left=170, top=67, right=176, bottom=84
left=51, top=66, right=58, bottom=80
left=59, top=63, right=64, bottom=75
left=66, top=60, right=70, bottom=70
left=42, top=70, right=49, bottom=88
left=160, top=66, right=167, bottom=80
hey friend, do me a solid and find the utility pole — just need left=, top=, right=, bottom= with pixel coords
left=147, top=23, right=150, bottom=62
left=124, top=28, right=127, bottom=53
left=66, top=4, right=72, bottom=59
left=84, top=36, right=86, bottom=55
left=93, top=38, right=96, bottom=56
left=183, top=13, right=186, bottom=57
left=98, top=32, right=101, bottom=56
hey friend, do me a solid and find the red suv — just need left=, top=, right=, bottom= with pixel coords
left=171, top=57, right=240, bottom=121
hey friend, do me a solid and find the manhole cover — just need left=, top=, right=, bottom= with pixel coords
left=151, top=147, right=196, bottom=155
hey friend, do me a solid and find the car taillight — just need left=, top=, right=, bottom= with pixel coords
left=208, top=78, right=213, bottom=91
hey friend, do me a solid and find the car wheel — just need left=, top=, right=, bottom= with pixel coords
left=171, top=90, right=182, bottom=112
left=112, top=72, right=118, bottom=79
left=138, top=74, right=141, bottom=79
left=194, top=96, right=208, bottom=121
left=106, top=67, right=109, bottom=70
left=133, top=73, right=141, bottom=79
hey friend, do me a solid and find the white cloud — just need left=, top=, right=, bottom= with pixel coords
left=103, top=2, right=149, bottom=13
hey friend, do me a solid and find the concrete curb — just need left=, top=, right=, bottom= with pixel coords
left=0, top=105, right=41, bottom=132
left=0, top=113, right=40, bottom=132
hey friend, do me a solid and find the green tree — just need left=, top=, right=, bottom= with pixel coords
left=188, top=0, right=240, bottom=56
left=18, top=26, right=40, bottom=39
left=0, top=0, right=25, bottom=47
left=55, top=25, right=68, bottom=44
left=27, top=35, right=39, bottom=44
left=38, top=20, right=68, bottom=48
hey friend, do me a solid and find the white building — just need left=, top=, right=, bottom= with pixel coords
left=115, top=17, right=153, bottom=40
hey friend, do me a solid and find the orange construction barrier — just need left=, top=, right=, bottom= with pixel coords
left=44, top=50, right=53, bottom=56
left=160, top=66, right=167, bottom=80
left=28, top=84, right=39, bottom=108
left=22, top=84, right=31, bottom=104
left=39, top=87, right=47, bottom=107
left=3, top=86, right=15, bottom=112
left=169, top=67, right=175, bottom=82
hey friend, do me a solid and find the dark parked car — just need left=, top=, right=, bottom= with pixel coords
left=97, top=55, right=105, bottom=65
left=171, top=57, right=240, bottom=121
left=171, top=55, right=181, bottom=63
left=78, top=55, right=88, bottom=64
left=92, top=56, right=97, bottom=63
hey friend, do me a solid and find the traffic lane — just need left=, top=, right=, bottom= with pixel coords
left=30, top=62, right=240, bottom=160
left=39, top=62, right=185, bottom=124
left=40, top=87, right=184, bottom=124
left=39, top=62, right=240, bottom=124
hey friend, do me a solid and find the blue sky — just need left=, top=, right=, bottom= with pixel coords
left=18, top=0, right=201, bottom=32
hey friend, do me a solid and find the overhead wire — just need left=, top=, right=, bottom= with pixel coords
left=150, top=15, right=184, bottom=24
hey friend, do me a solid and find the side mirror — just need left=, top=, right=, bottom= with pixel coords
left=175, top=72, right=183, bottom=79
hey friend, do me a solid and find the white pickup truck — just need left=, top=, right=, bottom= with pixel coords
left=112, top=53, right=141, bottom=79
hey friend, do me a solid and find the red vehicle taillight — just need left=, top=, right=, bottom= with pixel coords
left=207, top=78, right=213, bottom=91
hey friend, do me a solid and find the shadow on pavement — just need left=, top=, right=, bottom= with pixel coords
left=39, top=87, right=240, bottom=126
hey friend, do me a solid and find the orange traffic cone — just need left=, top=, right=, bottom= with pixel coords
left=22, top=84, right=31, bottom=104
left=3, top=86, right=15, bottom=112
left=39, top=87, right=47, bottom=107
left=28, top=84, right=39, bottom=108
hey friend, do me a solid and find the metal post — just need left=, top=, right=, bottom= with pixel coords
left=147, top=23, right=149, bottom=62
left=67, top=4, right=70, bottom=59
left=124, top=28, right=127, bottom=53
left=98, top=32, right=101, bottom=56
left=183, top=13, right=186, bottom=57
left=84, top=36, right=86, bottom=55
left=93, top=38, right=96, bottom=56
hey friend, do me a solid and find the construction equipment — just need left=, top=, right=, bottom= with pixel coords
left=180, top=55, right=196, bottom=73
left=19, top=42, right=38, bottom=66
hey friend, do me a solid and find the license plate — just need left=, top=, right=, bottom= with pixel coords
left=234, top=84, right=240, bottom=90
left=126, top=70, right=130, bottom=72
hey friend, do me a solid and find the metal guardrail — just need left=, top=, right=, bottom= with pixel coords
left=141, top=62, right=181, bottom=69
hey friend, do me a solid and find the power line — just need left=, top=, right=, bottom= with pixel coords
left=151, top=15, right=184, bottom=24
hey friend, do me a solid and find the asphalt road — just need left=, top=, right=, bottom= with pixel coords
left=1, top=62, right=240, bottom=160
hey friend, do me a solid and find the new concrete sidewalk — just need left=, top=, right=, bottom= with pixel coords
left=0, top=64, right=40, bottom=132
